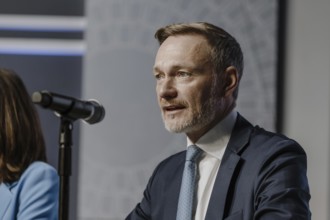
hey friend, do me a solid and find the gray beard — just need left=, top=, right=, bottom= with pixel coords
left=164, top=96, right=217, bottom=134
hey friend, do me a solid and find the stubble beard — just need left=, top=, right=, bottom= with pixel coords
left=162, top=80, right=220, bottom=134
left=165, top=100, right=216, bottom=134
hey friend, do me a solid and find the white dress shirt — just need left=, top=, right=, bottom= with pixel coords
left=187, top=110, right=237, bottom=220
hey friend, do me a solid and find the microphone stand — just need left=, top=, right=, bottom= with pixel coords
left=31, top=91, right=105, bottom=219
left=58, top=116, right=74, bottom=220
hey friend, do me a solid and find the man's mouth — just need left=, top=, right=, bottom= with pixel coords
left=162, top=105, right=185, bottom=112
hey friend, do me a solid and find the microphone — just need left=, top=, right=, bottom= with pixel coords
left=32, top=90, right=105, bottom=124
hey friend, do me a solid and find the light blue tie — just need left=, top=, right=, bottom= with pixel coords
left=176, top=145, right=203, bottom=220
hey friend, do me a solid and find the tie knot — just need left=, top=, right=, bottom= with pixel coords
left=186, top=145, right=203, bottom=162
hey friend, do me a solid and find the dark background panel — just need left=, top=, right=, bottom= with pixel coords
left=0, top=31, right=83, bottom=39
left=276, top=0, right=287, bottom=133
left=0, top=0, right=84, bottom=16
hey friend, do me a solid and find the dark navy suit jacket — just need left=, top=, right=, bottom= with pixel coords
left=126, top=114, right=311, bottom=220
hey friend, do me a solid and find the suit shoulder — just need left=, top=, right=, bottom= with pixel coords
left=21, top=161, right=57, bottom=178
left=16, top=161, right=58, bottom=191
left=249, top=125, right=307, bottom=157
left=156, top=151, right=185, bottom=171
left=146, top=150, right=185, bottom=185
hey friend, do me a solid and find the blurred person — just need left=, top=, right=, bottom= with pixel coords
left=0, top=68, right=58, bottom=219
left=126, top=22, right=311, bottom=220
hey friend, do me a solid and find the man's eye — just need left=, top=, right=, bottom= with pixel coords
left=154, top=74, right=164, bottom=80
left=177, top=71, right=191, bottom=77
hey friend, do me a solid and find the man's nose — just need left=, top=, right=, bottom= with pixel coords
left=157, top=78, right=177, bottom=100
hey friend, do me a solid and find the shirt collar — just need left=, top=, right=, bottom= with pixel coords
left=187, top=110, right=237, bottom=160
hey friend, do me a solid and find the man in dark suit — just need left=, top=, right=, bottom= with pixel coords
left=126, top=22, right=311, bottom=220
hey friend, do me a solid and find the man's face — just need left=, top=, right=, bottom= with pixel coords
left=153, top=34, right=224, bottom=140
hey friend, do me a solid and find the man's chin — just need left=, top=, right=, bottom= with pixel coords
left=164, top=121, right=193, bottom=134
left=164, top=122, right=184, bottom=133
left=164, top=125, right=184, bottom=133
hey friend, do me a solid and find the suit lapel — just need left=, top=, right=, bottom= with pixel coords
left=0, top=183, right=13, bottom=219
left=163, top=152, right=185, bottom=220
left=205, top=152, right=241, bottom=220
left=205, top=114, right=253, bottom=220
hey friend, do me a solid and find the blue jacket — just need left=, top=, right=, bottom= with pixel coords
left=0, top=161, right=59, bottom=220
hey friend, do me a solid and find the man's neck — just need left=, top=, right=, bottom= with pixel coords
left=187, top=108, right=236, bottom=144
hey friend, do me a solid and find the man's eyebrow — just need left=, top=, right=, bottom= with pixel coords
left=153, top=65, right=188, bottom=73
left=153, top=66, right=160, bottom=73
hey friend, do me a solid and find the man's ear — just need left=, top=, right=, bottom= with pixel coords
left=223, top=66, right=239, bottom=97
